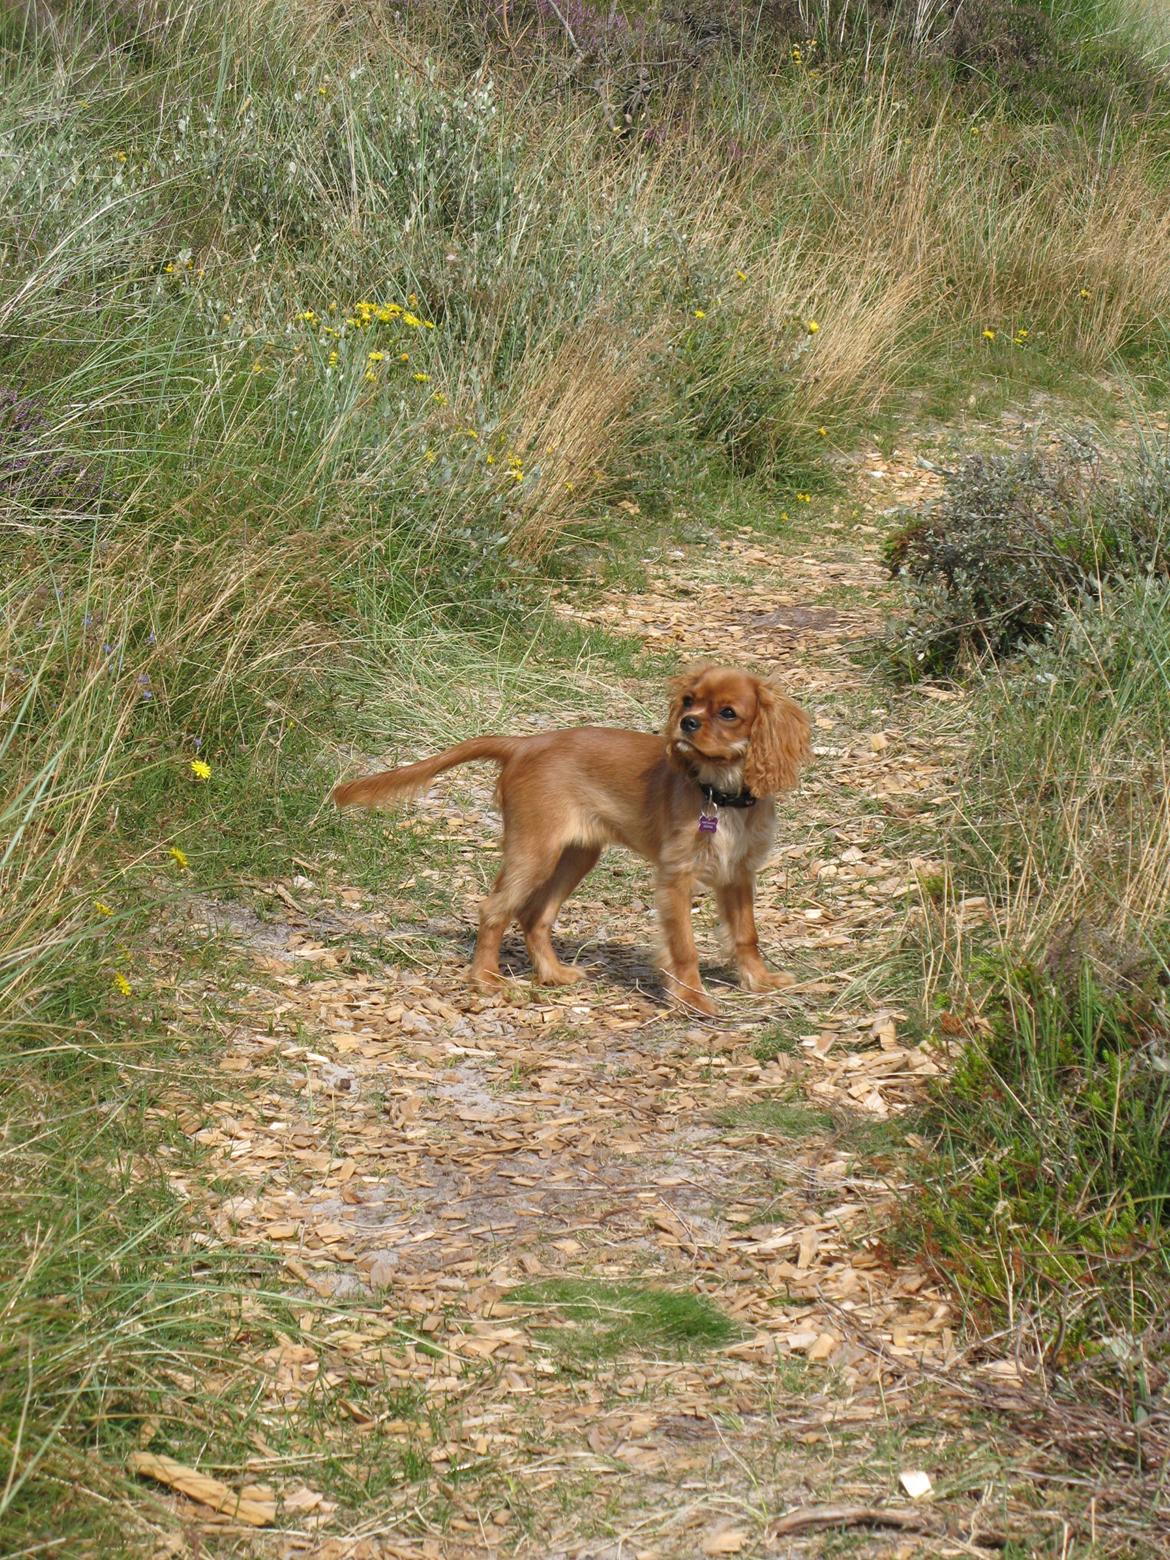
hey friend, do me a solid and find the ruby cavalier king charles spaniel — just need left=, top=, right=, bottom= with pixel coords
left=333, top=665, right=810, bottom=1014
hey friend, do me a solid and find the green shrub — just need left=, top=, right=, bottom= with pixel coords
left=907, top=579, right=1170, bottom=1384
left=885, top=439, right=1170, bottom=675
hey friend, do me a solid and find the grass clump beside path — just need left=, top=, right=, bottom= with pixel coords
left=900, top=561, right=1170, bottom=1433
left=5, top=0, right=1170, bottom=1549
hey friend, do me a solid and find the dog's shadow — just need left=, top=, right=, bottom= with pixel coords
left=442, top=926, right=739, bottom=1005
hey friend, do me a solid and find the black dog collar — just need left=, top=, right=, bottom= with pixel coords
left=700, top=783, right=757, bottom=809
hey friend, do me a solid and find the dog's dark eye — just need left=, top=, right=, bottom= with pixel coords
left=681, top=694, right=694, bottom=708
left=719, top=706, right=737, bottom=721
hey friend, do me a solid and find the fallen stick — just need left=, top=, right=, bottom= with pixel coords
left=770, top=1504, right=942, bottom=1538
left=127, top=1451, right=276, bottom=1526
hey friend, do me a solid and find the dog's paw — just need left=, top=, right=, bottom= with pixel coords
left=468, top=967, right=507, bottom=992
left=536, top=963, right=587, bottom=986
left=741, top=967, right=797, bottom=993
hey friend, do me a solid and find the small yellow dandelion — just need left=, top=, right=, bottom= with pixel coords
left=817, top=426, right=828, bottom=437
left=431, top=391, right=448, bottom=405
left=190, top=759, right=212, bottom=781
left=806, top=319, right=820, bottom=334
left=511, top=469, right=524, bottom=482
left=735, top=269, right=747, bottom=280
left=564, top=480, right=575, bottom=492
left=423, top=448, right=436, bottom=464
left=982, top=328, right=997, bottom=341
left=113, top=150, right=127, bottom=163
left=408, top=293, right=418, bottom=306
left=368, top=349, right=385, bottom=362
left=297, top=309, right=317, bottom=323
left=251, top=360, right=264, bottom=374
left=1014, top=327, right=1029, bottom=340
left=328, top=349, right=339, bottom=367
left=95, top=899, right=113, bottom=916
left=693, top=308, right=706, bottom=319
left=413, top=372, right=430, bottom=383
left=463, top=428, right=479, bottom=440
left=422, top=319, right=436, bottom=330
left=485, top=454, right=495, bottom=465
left=402, top=312, right=423, bottom=328
left=796, top=491, right=811, bottom=503
left=780, top=510, right=791, bottom=522
left=1078, top=287, right=1091, bottom=299
left=364, top=369, right=377, bottom=383
left=317, top=84, right=329, bottom=96
left=169, top=846, right=189, bottom=870
left=113, top=971, right=133, bottom=997
left=399, top=353, right=410, bottom=362
left=970, top=124, right=982, bottom=136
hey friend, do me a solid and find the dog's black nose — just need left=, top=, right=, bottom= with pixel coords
left=680, top=715, right=700, bottom=734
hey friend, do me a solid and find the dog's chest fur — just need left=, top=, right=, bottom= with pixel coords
left=692, top=797, right=777, bottom=885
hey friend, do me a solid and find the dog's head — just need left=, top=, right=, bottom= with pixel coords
left=666, top=664, right=810, bottom=796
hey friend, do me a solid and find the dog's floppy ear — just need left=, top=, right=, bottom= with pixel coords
left=744, top=681, right=811, bottom=796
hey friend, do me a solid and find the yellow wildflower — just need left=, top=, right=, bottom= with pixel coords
left=486, top=454, right=495, bottom=465
left=113, top=971, right=133, bottom=997
left=693, top=308, right=706, bottom=319
left=297, top=309, right=317, bottom=323
left=368, top=350, right=385, bottom=362
left=408, top=293, right=418, bottom=306
left=190, top=759, right=212, bottom=781
left=423, top=319, right=435, bottom=329
left=328, top=349, right=339, bottom=367
left=95, top=900, right=113, bottom=916
left=423, top=448, right=436, bottom=464
left=317, top=84, right=329, bottom=96
left=982, top=328, right=997, bottom=341
left=113, top=150, right=127, bottom=163
left=402, top=312, right=423, bottom=328
left=796, top=491, right=811, bottom=503
left=400, top=353, right=410, bottom=362
left=1078, top=287, right=1091, bottom=299
left=463, top=428, right=479, bottom=440
left=564, top=481, right=575, bottom=492
left=432, top=391, right=448, bottom=405
left=806, top=319, right=820, bottom=334
left=735, top=269, right=747, bottom=280
left=817, top=426, right=828, bottom=437
left=169, top=846, right=189, bottom=870
left=413, top=372, right=430, bottom=383
left=364, top=369, right=377, bottom=383
left=251, top=360, right=264, bottom=374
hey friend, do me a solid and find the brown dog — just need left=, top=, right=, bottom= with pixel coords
left=332, top=665, right=810, bottom=1013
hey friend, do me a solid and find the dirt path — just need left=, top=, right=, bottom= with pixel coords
left=168, top=451, right=1067, bottom=1557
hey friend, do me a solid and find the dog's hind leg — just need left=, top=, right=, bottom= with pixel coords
left=470, top=835, right=575, bottom=990
left=519, top=844, right=601, bottom=985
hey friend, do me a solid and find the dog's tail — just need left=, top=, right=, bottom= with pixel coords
left=331, top=736, right=522, bottom=810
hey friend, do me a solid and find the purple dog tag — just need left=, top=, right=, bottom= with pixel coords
left=698, top=814, right=718, bottom=834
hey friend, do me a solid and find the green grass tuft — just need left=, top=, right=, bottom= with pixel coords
left=508, top=1279, right=739, bottom=1361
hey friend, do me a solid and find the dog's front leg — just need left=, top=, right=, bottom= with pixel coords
left=656, top=872, right=716, bottom=1016
left=716, top=871, right=794, bottom=993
